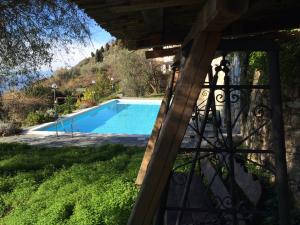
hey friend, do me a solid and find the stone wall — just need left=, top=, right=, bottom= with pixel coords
left=283, top=88, right=300, bottom=207
left=231, top=51, right=300, bottom=209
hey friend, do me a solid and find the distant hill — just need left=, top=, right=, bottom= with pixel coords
left=37, top=40, right=170, bottom=97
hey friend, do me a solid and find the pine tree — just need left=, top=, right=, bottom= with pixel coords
left=95, top=49, right=103, bottom=62
left=105, top=43, right=110, bottom=51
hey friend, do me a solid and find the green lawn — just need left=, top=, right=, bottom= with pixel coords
left=0, top=143, right=143, bottom=225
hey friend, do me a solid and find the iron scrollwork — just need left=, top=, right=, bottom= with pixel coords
left=157, top=53, right=278, bottom=225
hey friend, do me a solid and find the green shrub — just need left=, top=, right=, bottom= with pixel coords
left=92, top=73, right=113, bottom=101
left=81, top=89, right=96, bottom=103
left=0, top=143, right=143, bottom=225
left=24, top=111, right=55, bottom=126
left=56, top=96, right=76, bottom=115
left=248, top=51, right=269, bottom=84
left=81, top=73, right=113, bottom=104
left=248, top=37, right=300, bottom=92
left=279, top=38, right=300, bottom=90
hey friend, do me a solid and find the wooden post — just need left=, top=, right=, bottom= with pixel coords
left=128, top=32, right=221, bottom=225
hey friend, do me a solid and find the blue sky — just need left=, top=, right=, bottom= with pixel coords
left=47, top=21, right=113, bottom=71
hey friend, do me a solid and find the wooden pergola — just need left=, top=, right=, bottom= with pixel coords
left=75, top=0, right=300, bottom=50
left=74, top=1, right=300, bottom=225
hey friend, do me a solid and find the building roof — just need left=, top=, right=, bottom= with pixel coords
left=75, top=0, right=300, bottom=49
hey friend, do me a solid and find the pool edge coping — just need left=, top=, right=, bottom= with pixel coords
left=24, top=98, right=161, bottom=137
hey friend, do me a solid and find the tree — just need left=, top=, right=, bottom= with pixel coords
left=105, top=43, right=110, bottom=51
left=148, top=61, right=165, bottom=94
left=93, top=72, right=112, bottom=100
left=102, top=44, right=161, bottom=96
left=0, top=0, right=91, bottom=86
left=95, top=49, right=103, bottom=62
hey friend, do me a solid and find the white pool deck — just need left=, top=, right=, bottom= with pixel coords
left=0, top=133, right=150, bottom=147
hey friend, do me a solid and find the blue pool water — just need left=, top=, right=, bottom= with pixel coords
left=37, top=99, right=161, bottom=135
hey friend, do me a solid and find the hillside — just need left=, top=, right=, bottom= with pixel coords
left=41, top=41, right=170, bottom=96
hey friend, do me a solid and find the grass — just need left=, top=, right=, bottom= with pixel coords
left=0, top=143, right=144, bottom=225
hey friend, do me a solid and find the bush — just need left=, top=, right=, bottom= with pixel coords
left=24, top=111, right=55, bottom=126
left=56, top=96, right=76, bottom=115
left=92, top=73, right=113, bottom=101
left=0, top=121, right=22, bottom=136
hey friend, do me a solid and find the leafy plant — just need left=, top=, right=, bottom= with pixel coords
left=0, top=143, right=143, bottom=225
left=248, top=51, right=269, bottom=84
left=24, top=110, right=55, bottom=126
left=57, top=96, right=76, bottom=115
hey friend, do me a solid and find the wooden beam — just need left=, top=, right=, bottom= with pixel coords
left=134, top=0, right=249, bottom=183
left=182, top=0, right=249, bottom=47
left=127, top=1, right=248, bottom=225
left=145, top=47, right=180, bottom=59
left=111, top=0, right=204, bottom=13
left=128, top=30, right=220, bottom=225
left=126, top=33, right=185, bottom=50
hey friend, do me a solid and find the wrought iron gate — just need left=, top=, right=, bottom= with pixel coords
left=154, top=39, right=289, bottom=225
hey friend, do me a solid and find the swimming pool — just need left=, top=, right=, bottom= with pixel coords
left=35, top=99, right=161, bottom=135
